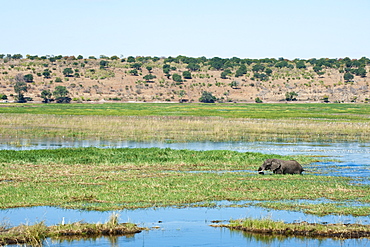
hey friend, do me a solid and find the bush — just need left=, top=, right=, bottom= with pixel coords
left=344, top=72, right=354, bottom=82
left=199, top=91, right=216, bottom=103
left=285, top=92, right=298, bottom=101
left=55, top=97, right=72, bottom=103
left=255, top=97, right=263, bottom=103
left=322, top=95, right=330, bottom=103
left=182, top=71, right=192, bottom=79
left=24, top=74, right=33, bottom=82
left=172, top=73, right=182, bottom=82
left=143, top=74, right=156, bottom=81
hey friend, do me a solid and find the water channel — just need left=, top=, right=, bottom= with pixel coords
left=1, top=139, right=370, bottom=246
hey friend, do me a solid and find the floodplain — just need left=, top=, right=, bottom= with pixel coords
left=0, top=103, right=369, bottom=142
left=0, top=103, right=369, bottom=246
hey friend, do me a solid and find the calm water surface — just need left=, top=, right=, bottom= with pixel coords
left=1, top=139, right=370, bottom=246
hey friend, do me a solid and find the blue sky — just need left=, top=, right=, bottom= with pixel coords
left=1, top=0, right=369, bottom=59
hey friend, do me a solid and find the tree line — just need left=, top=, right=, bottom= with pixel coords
left=1, top=53, right=369, bottom=104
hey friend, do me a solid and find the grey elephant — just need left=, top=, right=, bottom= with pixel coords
left=258, top=159, right=304, bottom=175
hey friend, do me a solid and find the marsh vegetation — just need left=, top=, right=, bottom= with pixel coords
left=0, top=147, right=369, bottom=216
left=217, top=218, right=370, bottom=239
left=0, top=103, right=369, bottom=142
left=0, top=213, right=143, bottom=246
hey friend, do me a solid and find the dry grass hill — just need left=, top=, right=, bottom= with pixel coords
left=0, top=55, right=369, bottom=103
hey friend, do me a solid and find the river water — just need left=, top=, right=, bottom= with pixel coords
left=1, top=139, right=370, bottom=246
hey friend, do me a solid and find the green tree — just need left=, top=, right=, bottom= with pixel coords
left=53, top=86, right=71, bottom=103
left=146, top=66, right=153, bottom=73
left=253, top=73, right=268, bottom=81
left=127, top=56, right=135, bottom=63
left=285, top=91, right=298, bottom=101
left=344, top=72, right=354, bottom=82
left=53, top=86, right=69, bottom=97
left=229, top=81, right=240, bottom=89
left=42, top=70, right=51, bottom=79
left=41, top=89, right=52, bottom=103
left=313, top=65, right=322, bottom=73
left=265, top=68, right=273, bottom=76
left=172, top=73, right=182, bottom=82
left=182, top=71, right=192, bottom=79
left=55, top=77, right=63, bottom=82
left=199, top=91, right=216, bottom=103
left=220, top=71, right=228, bottom=79
left=131, top=63, right=142, bottom=70
left=252, top=64, right=265, bottom=72
left=296, top=60, right=307, bottom=69
left=143, top=74, right=156, bottom=82
left=0, top=94, right=7, bottom=100
left=313, top=65, right=325, bottom=76
left=235, top=65, right=247, bottom=77
left=129, top=69, right=138, bottom=76
left=186, top=63, right=200, bottom=71
left=163, top=67, right=171, bottom=79
left=100, top=60, right=109, bottom=68
left=209, top=57, right=224, bottom=70
left=23, top=74, right=34, bottom=83
left=355, top=67, right=367, bottom=77
left=274, top=60, right=289, bottom=68
left=63, top=68, right=74, bottom=77
left=255, top=97, right=263, bottom=103
left=12, top=54, right=23, bottom=59
left=14, top=74, right=28, bottom=103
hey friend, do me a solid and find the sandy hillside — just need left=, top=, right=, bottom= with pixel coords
left=0, top=55, right=369, bottom=103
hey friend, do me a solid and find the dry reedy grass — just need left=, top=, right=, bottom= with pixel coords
left=0, top=114, right=368, bottom=142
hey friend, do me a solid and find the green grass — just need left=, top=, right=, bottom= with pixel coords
left=0, top=103, right=369, bottom=120
left=0, top=147, right=369, bottom=215
left=255, top=201, right=370, bottom=216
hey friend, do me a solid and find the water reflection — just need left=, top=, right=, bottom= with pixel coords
left=238, top=231, right=370, bottom=247
left=2, top=205, right=370, bottom=247
left=2, top=205, right=369, bottom=227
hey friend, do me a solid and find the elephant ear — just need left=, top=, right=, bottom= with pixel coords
left=270, top=160, right=281, bottom=171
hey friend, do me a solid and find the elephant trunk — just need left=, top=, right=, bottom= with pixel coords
left=258, top=167, right=264, bottom=174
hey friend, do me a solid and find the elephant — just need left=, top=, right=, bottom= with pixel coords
left=258, top=159, right=304, bottom=175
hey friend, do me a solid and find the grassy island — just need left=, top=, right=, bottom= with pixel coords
left=216, top=218, right=370, bottom=239
left=0, top=213, right=144, bottom=246
left=0, top=147, right=369, bottom=215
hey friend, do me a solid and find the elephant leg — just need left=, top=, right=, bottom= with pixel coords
left=274, top=169, right=283, bottom=174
